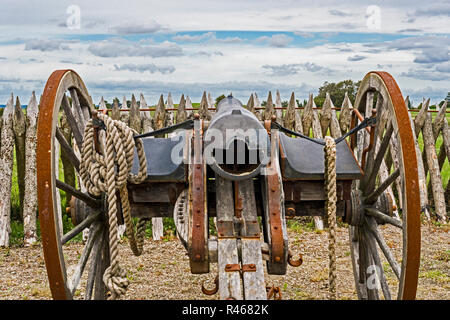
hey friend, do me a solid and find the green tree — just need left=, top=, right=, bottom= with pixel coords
left=215, top=94, right=226, bottom=107
left=314, top=79, right=361, bottom=107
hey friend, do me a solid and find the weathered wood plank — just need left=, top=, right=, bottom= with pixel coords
left=339, top=92, right=352, bottom=135
left=238, top=179, right=266, bottom=300
left=407, top=110, right=430, bottom=219
left=263, top=91, right=275, bottom=121
left=302, top=93, right=314, bottom=137
left=23, top=92, right=39, bottom=245
left=413, top=98, right=429, bottom=137
left=176, top=94, right=187, bottom=123
left=311, top=110, right=324, bottom=230
left=422, top=112, right=446, bottom=221
left=216, top=175, right=243, bottom=300
left=111, top=98, right=120, bottom=120
left=120, top=96, right=130, bottom=124
left=320, top=92, right=333, bottom=137
left=185, top=95, right=193, bottom=119
left=275, top=90, right=283, bottom=125
left=13, top=96, right=26, bottom=220
left=166, top=92, right=175, bottom=126
left=0, top=94, right=15, bottom=246
left=253, top=93, right=262, bottom=120
left=199, top=91, right=211, bottom=120
left=283, top=92, right=296, bottom=131
left=432, top=101, right=447, bottom=139
left=140, top=94, right=153, bottom=132
left=129, top=94, right=141, bottom=133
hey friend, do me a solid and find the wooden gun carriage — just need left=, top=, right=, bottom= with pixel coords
left=36, top=69, right=421, bottom=300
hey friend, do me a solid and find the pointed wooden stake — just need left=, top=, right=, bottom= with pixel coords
left=199, top=91, right=211, bottom=120
left=302, top=93, right=315, bottom=136
left=23, top=92, right=39, bottom=246
left=339, top=92, right=352, bottom=135
left=176, top=93, right=187, bottom=123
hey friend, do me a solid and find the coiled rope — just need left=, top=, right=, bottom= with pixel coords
left=79, top=112, right=148, bottom=300
left=324, top=136, right=337, bottom=300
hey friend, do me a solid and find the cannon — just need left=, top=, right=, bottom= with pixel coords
left=36, top=69, right=420, bottom=300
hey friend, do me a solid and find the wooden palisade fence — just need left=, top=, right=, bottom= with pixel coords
left=0, top=90, right=448, bottom=246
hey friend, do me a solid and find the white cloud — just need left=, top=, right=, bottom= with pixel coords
left=87, top=38, right=183, bottom=58
left=113, top=63, right=175, bottom=74
left=256, top=34, right=293, bottom=47
left=24, top=39, right=70, bottom=51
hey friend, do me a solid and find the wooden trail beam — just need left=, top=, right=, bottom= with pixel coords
left=13, top=96, right=26, bottom=220
left=238, top=179, right=266, bottom=300
left=23, top=92, right=39, bottom=245
left=216, top=175, right=243, bottom=300
left=0, top=94, right=15, bottom=246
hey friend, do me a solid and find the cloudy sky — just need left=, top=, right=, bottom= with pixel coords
left=0, top=0, right=449, bottom=106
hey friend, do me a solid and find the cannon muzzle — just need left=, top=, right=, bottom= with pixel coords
left=204, top=95, right=270, bottom=181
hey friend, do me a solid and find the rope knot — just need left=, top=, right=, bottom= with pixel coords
left=103, top=265, right=129, bottom=300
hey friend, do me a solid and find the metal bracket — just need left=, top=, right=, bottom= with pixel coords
left=225, top=263, right=257, bottom=275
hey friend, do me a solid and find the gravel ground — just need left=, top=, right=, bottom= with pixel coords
left=0, top=221, right=448, bottom=300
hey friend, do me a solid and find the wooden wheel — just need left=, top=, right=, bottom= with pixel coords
left=347, top=71, right=421, bottom=300
left=37, top=70, right=109, bottom=300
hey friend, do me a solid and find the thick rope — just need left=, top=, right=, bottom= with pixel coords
left=324, top=136, right=337, bottom=300
left=79, top=113, right=147, bottom=300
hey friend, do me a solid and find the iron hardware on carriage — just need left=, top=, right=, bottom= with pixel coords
left=36, top=69, right=421, bottom=300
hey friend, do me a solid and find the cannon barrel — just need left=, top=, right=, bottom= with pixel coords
left=204, top=95, right=270, bottom=181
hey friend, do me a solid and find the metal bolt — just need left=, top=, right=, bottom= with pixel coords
left=275, top=256, right=281, bottom=262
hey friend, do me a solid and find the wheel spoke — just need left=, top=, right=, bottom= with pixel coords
left=357, top=227, right=369, bottom=299
left=69, top=88, right=87, bottom=129
left=55, top=179, right=101, bottom=208
left=366, top=217, right=401, bottom=280
left=364, top=207, right=403, bottom=229
left=363, top=122, right=393, bottom=194
left=364, top=224, right=392, bottom=300
left=69, top=222, right=102, bottom=295
left=55, top=127, right=80, bottom=172
left=94, top=228, right=110, bottom=300
left=62, top=93, right=84, bottom=151
left=364, top=168, right=400, bottom=204
left=85, top=226, right=104, bottom=300
left=61, top=211, right=101, bottom=245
